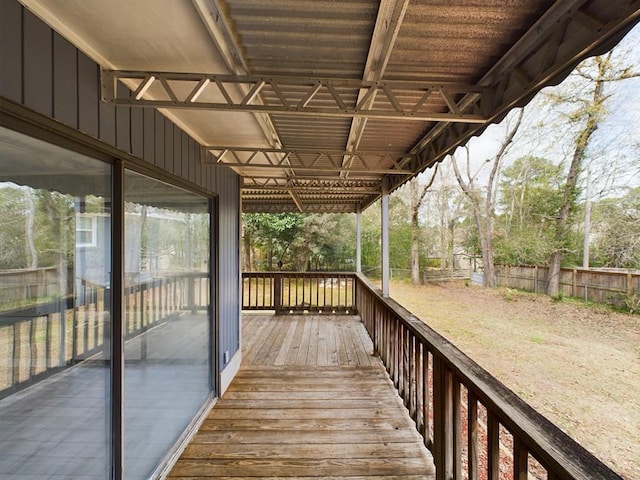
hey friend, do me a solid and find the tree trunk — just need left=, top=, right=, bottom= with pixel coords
left=409, top=167, right=438, bottom=285
left=473, top=207, right=497, bottom=287
left=547, top=250, right=562, bottom=296
left=242, top=226, right=252, bottom=271
left=546, top=59, right=606, bottom=296
left=25, top=189, right=38, bottom=269
left=411, top=209, right=420, bottom=285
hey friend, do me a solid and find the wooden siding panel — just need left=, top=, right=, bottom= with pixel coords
left=98, top=73, right=116, bottom=145
left=23, top=9, right=52, bottom=116
left=173, top=127, right=182, bottom=177
left=143, top=108, right=155, bottom=163
left=154, top=111, right=165, bottom=169
left=53, top=32, right=78, bottom=128
left=165, top=120, right=174, bottom=173
left=182, top=132, right=190, bottom=181
left=77, top=52, right=99, bottom=138
left=131, top=106, right=144, bottom=158
left=0, top=1, right=23, bottom=103
left=218, top=169, right=240, bottom=368
left=164, top=119, right=174, bottom=173
left=188, top=137, right=197, bottom=183
left=115, top=83, right=130, bottom=153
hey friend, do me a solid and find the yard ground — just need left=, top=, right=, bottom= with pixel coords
left=389, top=279, right=640, bottom=480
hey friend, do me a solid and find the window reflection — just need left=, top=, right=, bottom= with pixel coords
left=0, top=128, right=213, bottom=479
left=0, top=127, right=111, bottom=479
left=123, top=171, right=211, bottom=480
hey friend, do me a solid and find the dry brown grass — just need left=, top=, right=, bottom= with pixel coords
left=390, top=279, right=640, bottom=479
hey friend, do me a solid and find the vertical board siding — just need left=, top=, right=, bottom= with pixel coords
left=23, top=9, right=53, bottom=116
left=131, top=107, right=144, bottom=158
left=98, top=87, right=116, bottom=144
left=0, top=1, right=23, bottom=103
left=173, top=127, right=182, bottom=177
left=115, top=83, right=131, bottom=153
left=154, top=111, right=165, bottom=169
left=218, top=167, right=241, bottom=368
left=0, top=0, right=241, bottom=377
left=165, top=119, right=174, bottom=173
left=78, top=52, right=100, bottom=138
left=143, top=108, right=155, bottom=163
left=53, top=32, right=78, bottom=128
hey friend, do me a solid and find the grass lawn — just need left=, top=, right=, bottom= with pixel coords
left=389, top=279, right=640, bottom=479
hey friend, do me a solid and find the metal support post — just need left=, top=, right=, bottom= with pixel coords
left=356, top=208, right=362, bottom=274
left=381, top=178, right=390, bottom=298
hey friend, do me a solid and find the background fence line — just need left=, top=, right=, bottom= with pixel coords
left=495, top=265, right=639, bottom=308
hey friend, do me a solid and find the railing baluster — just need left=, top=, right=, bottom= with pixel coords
left=408, top=331, right=415, bottom=410
left=434, top=357, right=454, bottom=480
left=514, top=437, right=529, bottom=480
left=468, top=391, right=479, bottom=480
left=12, top=322, right=21, bottom=385
left=93, top=287, right=100, bottom=348
left=487, top=411, right=500, bottom=480
left=453, top=378, right=462, bottom=480
left=83, top=295, right=89, bottom=355
left=423, top=347, right=431, bottom=447
left=46, top=313, right=52, bottom=370
left=59, top=303, right=66, bottom=367
left=29, top=318, right=37, bottom=378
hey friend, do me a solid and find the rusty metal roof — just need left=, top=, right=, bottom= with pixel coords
left=22, top=0, right=640, bottom=212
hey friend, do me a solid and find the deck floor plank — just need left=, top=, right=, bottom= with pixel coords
left=169, top=314, right=435, bottom=479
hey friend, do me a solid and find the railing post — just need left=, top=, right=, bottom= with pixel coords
left=433, top=356, right=453, bottom=480
left=372, top=299, right=378, bottom=355
left=189, top=272, right=196, bottom=314
left=273, top=272, right=282, bottom=313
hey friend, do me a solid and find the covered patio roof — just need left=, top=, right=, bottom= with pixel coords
left=20, top=0, right=640, bottom=213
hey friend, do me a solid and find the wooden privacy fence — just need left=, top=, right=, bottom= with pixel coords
left=496, top=265, right=639, bottom=307
left=0, top=272, right=208, bottom=399
left=355, top=273, right=621, bottom=480
left=242, top=272, right=356, bottom=314
left=0, top=267, right=66, bottom=306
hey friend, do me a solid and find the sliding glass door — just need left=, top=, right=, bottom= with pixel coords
left=0, top=127, right=112, bottom=478
left=0, top=127, right=215, bottom=479
left=123, top=170, right=212, bottom=479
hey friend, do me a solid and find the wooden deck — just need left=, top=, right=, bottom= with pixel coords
left=169, top=314, right=436, bottom=479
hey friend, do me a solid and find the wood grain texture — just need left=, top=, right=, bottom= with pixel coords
left=168, top=314, right=435, bottom=479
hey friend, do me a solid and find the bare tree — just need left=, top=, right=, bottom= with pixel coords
left=25, top=189, right=38, bottom=269
left=409, top=164, right=439, bottom=284
left=452, top=109, right=524, bottom=287
left=545, top=52, right=639, bottom=296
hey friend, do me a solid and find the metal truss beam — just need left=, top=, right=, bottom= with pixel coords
left=243, top=201, right=360, bottom=214
left=101, top=70, right=488, bottom=123
left=243, top=184, right=380, bottom=194
left=201, top=146, right=413, bottom=175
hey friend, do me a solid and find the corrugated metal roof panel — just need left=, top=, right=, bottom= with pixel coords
left=23, top=0, right=639, bottom=213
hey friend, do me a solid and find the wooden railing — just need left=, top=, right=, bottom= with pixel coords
left=0, top=272, right=209, bottom=399
left=355, top=273, right=621, bottom=480
left=242, top=272, right=356, bottom=314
